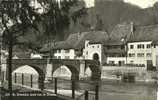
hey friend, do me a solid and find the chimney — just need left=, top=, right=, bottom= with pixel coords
left=78, top=32, right=81, bottom=40
left=130, top=22, right=134, bottom=35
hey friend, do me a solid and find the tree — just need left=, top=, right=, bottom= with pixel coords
left=0, top=0, right=86, bottom=98
left=0, top=0, right=41, bottom=98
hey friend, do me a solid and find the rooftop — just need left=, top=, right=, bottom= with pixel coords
left=128, top=24, right=158, bottom=44
left=40, top=31, right=109, bottom=52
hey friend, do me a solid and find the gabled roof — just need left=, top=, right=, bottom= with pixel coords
left=110, top=22, right=132, bottom=41
left=103, top=22, right=133, bottom=46
left=128, top=25, right=158, bottom=44
left=40, top=31, right=109, bottom=52
left=104, top=40, right=124, bottom=46
left=74, top=31, right=108, bottom=49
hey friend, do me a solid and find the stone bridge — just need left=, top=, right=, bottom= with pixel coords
left=7, top=59, right=101, bottom=89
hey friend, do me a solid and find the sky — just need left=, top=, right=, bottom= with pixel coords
left=124, top=0, right=158, bottom=8
left=84, top=0, right=158, bottom=8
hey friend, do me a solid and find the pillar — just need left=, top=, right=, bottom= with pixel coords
left=71, top=80, right=75, bottom=99
left=79, top=60, right=86, bottom=79
left=85, top=90, right=89, bottom=100
left=54, top=78, right=57, bottom=94
left=1, top=63, right=7, bottom=81
left=45, top=59, right=53, bottom=82
left=95, top=85, right=99, bottom=100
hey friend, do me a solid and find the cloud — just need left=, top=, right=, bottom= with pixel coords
left=84, top=0, right=95, bottom=8
left=124, top=0, right=158, bottom=8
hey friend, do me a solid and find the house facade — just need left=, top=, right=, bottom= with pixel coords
left=83, top=40, right=102, bottom=62
left=127, top=41, right=152, bottom=66
left=126, top=25, right=158, bottom=70
left=103, top=22, right=133, bottom=65
left=40, top=31, right=108, bottom=64
left=53, top=49, right=76, bottom=59
left=40, top=24, right=158, bottom=70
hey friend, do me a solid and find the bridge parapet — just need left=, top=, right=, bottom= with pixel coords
left=11, top=59, right=48, bottom=64
left=11, top=59, right=100, bottom=65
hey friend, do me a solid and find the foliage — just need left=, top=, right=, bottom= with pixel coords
left=0, top=0, right=86, bottom=51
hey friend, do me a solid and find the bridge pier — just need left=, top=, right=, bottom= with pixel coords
left=79, top=61, right=86, bottom=79
left=45, top=59, right=53, bottom=82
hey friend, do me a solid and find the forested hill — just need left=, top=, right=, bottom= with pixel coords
left=9, top=0, right=158, bottom=51
left=70, top=0, right=158, bottom=34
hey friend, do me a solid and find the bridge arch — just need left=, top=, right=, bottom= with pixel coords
left=11, top=64, right=45, bottom=90
left=53, top=65, right=72, bottom=79
left=88, top=64, right=101, bottom=80
left=84, top=67, right=92, bottom=79
left=52, top=64, right=79, bottom=80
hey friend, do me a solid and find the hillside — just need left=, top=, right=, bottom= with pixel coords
left=71, top=0, right=158, bottom=34
left=5, top=0, right=158, bottom=52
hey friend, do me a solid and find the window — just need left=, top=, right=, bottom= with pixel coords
left=142, top=45, right=144, bottom=49
left=109, top=61, right=115, bottom=65
left=147, top=44, right=151, bottom=48
left=65, top=50, right=70, bottom=53
left=86, top=51, right=88, bottom=55
left=92, top=46, right=95, bottom=48
left=65, top=56, right=70, bottom=59
left=130, top=60, right=134, bottom=63
left=146, top=53, right=152, bottom=57
left=97, top=45, right=100, bottom=48
left=137, top=53, right=144, bottom=57
left=130, top=45, right=134, bottom=49
left=154, top=45, right=156, bottom=48
left=137, top=44, right=144, bottom=49
left=128, top=53, right=135, bottom=57
left=137, top=44, right=141, bottom=49
left=58, top=56, right=61, bottom=59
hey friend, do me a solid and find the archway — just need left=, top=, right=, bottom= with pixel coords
left=84, top=67, right=92, bottom=80
left=93, top=53, right=99, bottom=61
left=52, top=65, right=79, bottom=80
left=53, top=65, right=72, bottom=80
left=12, top=65, right=45, bottom=90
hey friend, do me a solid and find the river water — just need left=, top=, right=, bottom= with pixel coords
left=10, top=74, right=158, bottom=100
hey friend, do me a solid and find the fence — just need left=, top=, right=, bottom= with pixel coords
left=2, top=72, right=158, bottom=100
left=12, top=73, right=39, bottom=89
left=11, top=73, right=100, bottom=100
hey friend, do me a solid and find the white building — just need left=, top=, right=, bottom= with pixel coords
left=127, top=41, right=152, bottom=67
left=83, top=40, right=102, bottom=63
left=41, top=31, right=108, bottom=64
left=127, top=25, right=158, bottom=70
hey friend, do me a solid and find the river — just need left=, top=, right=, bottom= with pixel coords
left=7, top=74, right=158, bottom=100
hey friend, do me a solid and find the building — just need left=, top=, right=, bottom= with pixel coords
left=103, top=22, right=134, bottom=65
left=40, top=31, right=109, bottom=64
left=127, top=25, right=158, bottom=70
left=127, top=41, right=152, bottom=67
left=40, top=22, right=134, bottom=65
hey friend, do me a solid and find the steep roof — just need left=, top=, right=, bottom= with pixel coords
left=75, top=31, right=108, bottom=49
left=40, top=41, right=72, bottom=52
left=110, top=22, right=132, bottom=41
left=104, top=39, right=124, bottom=46
left=102, top=22, right=133, bottom=46
left=40, top=31, right=108, bottom=52
left=128, top=25, right=158, bottom=44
